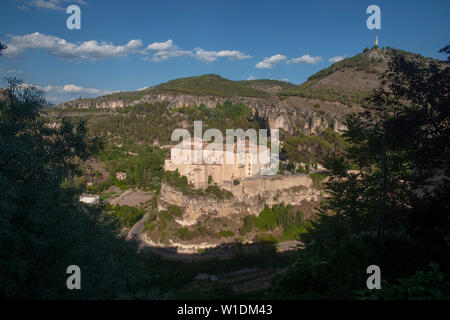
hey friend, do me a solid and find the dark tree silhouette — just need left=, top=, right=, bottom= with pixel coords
left=0, top=79, right=163, bottom=299
left=271, top=46, right=450, bottom=299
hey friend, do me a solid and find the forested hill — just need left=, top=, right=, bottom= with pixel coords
left=149, top=74, right=295, bottom=97
left=58, top=47, right=440, bottom=110
left=280, top=47, right=440, bottom=107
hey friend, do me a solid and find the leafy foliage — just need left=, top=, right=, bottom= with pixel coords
left=240, top=205, right=310, bottom=241
left=87, top=100, right=260, bottom=146
left=357, top=263, right=450, bottom=300
left=163, top=170, right=232, bottom=199
left=106, top=204, right=146, bottom=228
left=0, top=79, right=162, bottom=299
left=150, top=74, right=272, bottom=98
left=272, top=45, right=450, bottom=299
left=282, top=128, right=348, bottom=169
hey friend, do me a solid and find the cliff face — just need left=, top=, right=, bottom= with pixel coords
left=60, top=92, right=350, bottom=135
left=250, top=99, right=348, bottom=135
left=157, top=175, right=321, bottom=226
left=60, top=93, right=241, bottom=109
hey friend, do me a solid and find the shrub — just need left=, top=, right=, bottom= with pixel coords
left=168, top=205, right=182, bottom=217
left=144, top=219, right=155, bottom=231
left=219, top=230, right=235, bottom=238
left=309, top=172, right=324, bottom=186
left=239, top=216, right=257, bottom=235
left=107, top=205, right=146, bottom=228
left=256, top=233, right=277, bottom=243
left=255, top=205, right=278, bottom=230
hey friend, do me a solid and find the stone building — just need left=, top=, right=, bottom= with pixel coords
left=164, top=137, right=272, bottom=190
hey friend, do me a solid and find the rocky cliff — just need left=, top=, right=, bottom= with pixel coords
left=157, top=174, right=321, bottom=226
left=61, top=91, right=351, bottom=136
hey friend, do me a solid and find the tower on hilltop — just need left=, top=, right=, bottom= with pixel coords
left=375, top=35, right=379, bottom=47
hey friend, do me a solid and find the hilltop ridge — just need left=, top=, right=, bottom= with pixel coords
left=280, top=46, right=438, bottom=106
left=59, top=46, right=438, bottom=110
left=54, top=46, right=444, bottom=142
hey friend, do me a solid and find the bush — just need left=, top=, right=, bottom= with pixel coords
left=106, top=205, right=145, bottom=228
left=309, top=172, right=324, bottom=186
left=256, top=233, right=277, bottom=243
left=219, top=230, right=235, bottom=238
left=254, top=205, right=278, bottom=230
left=144, top=219, right=155, bottom=231
left=356, top=263, right=450, bottom=300
left=239, top=216, right=257, bottom=235
left=87, top=178, right=114, bottom=194
left=168, top=205, right=182, bottom=217
left=240, top=205, right=311, bottom=241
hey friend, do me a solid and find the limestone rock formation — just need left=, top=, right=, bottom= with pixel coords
left=157, top=175, right=322, bottom=226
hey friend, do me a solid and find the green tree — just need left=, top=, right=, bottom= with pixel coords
left=272, top=45, right=450, bottom=299
left=0, top=79, right=162, bottom=299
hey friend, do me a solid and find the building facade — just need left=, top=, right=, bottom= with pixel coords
left=164, top=138, right=272, bottom=190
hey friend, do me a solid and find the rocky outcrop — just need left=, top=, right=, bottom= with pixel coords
left=157, top=174, right=321, bottom=226
left=250, top=101, right=347, bottom=135
left=60, top=92, right=348, bottom=135
left=60, top=93, right=245, bottom=110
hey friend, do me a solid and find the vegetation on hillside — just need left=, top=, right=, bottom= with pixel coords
left=0, top=79, right=163, bottom=299
left=88, top=100, right=261, bottom=145
left=106, top=204, right=146, bottom=229
left=150, top=74, right=272, bottom=97
left=2, top=41, right=449, bottom=300
left=281, top=128, right=348, bottom=172
left=163, top=170, right=232, bottom=199
left=59, top=74, right=296, bottom=109
left=94, top=74, right=295, bottom=102
left=271, top=45, right=450, bottom=299
left=240, top=204, right=311, bottom=241
left=280, top=47, right=437, bottom=107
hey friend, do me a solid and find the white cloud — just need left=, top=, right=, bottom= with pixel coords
left=19, top=0, right=86, bottom=11
left=146, top=39, right=174, bottom=51
left=289, top=54, right=322, bottom=65
left=255, top=54, right=287, bottom=69
left=18, top=82, right=111, bottom=104
left=143, top=39, right=193, bottom=62
left=194, top=48, right=251, bottom=62
left=3, top=32, right=143, bottom=60
left=46, top=96, right=61, bottom=102
left=7, top=69, right=24, bottom=74
left=137, top=86, right=149, bottom=91
left=4, top=33, right=251, bottom=64
left=281, top=78, right=289, bottom=82
left=142, top=39, right=251, bottom=63
left=247, top=76, right=256, bottom=80
left=146, top=49, right=193, bottom=62
left=43, top=84, right=111, bottom=95
left=329, top=55, right=347, bottom=63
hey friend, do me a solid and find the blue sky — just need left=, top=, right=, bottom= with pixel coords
left=1, top=0, right=449, bottom=103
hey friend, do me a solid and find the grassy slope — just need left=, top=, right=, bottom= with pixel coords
left=93, top=74, right=296, bottom=102
left=280, top=47, right=435, bottom=106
